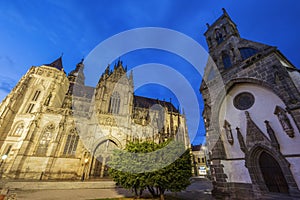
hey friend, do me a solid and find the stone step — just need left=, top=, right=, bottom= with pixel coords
left=2, top=180, right=117, bottom=190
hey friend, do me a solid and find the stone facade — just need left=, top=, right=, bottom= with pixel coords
left=0, top=58, right=190, bottom=180
left=200, top=9, right=300, bottom=199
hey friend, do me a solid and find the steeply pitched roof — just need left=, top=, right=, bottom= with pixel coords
left=45, top=57, right=63, bottom=71
left=191, top=144, right=202, bottom=151
left=133, top=95, right=178, bottom=112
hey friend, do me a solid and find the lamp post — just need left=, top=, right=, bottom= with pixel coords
left=0, top=155, right=7, bottom=167
left=81, top=158, right=89, bottom=181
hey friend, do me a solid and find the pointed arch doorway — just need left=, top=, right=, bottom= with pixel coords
left=259, top=152, right=288, bottom=193
left=89, top=139, right=119, bottom=178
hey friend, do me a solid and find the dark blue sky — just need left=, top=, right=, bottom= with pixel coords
left=0, top=0, right=300, bottom=145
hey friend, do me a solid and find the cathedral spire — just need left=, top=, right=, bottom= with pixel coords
left=67, top=58, right=85, bottom=85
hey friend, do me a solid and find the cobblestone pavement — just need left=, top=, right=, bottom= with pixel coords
left=7, top=178, right=214, bottom=200
left=166, top=177, right=215, bottom=200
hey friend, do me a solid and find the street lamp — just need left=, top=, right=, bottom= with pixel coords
left=82, top=158, right=89, bottom=181
left=0, top=155, right=7, bottom=167
left=0, top=154, right=8, bottom=177
left=1, top=155, right=7, bottom=161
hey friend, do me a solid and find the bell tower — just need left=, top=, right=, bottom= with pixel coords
left=205, top=8, right=240, bottom=51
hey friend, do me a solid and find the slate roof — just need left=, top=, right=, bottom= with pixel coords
left=45, top=57, right=63, bottom=71
left=133, top=95, right=178, bottom=112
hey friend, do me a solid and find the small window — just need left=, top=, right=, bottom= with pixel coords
left=44, top=93, right=52, bottom=106
left=222, top=54, right=232, bottom=69
left=4, top=145, right=12, bottom=155
left=202, top=158, right=205, bottom=163
left=198, top=158, right=201, bottom=163
left=26, top=103, right=35, bottom=113
left=32, top=90, right=41, bottom=101
left=12, top=123, right=24, bottom=136
left=239, top=48, right=258, bottom=60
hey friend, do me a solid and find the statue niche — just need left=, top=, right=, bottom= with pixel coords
left=223, top=120, right=234, bottom=145
left=274, top=106, right=294, bottom=138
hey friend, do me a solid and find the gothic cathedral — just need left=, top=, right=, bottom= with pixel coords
left=201, top=9, right=300, bottom=199
left=0, top=58, right=189, bottom=180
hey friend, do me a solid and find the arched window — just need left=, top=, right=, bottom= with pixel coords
left=63, top=128, right=79, bottom=156
left=12, top=123, right=24, bottom=136
left=108, top=92, right=120, bottom=114
left=222, top=54, right=232, bottom=69
left=222, top=25, right=227, bottom=34
left=36, top=124, right=54, bottom=156
left=239, top=47, right=258, bottom=60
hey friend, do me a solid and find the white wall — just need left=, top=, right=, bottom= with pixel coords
left=219, top=83, right=300, bottom=158
left=287, top=157, right=300, bottom=189
left=222, top=160, right=252, bottom=183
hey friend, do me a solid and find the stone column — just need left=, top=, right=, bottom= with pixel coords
left=100, top=156, right=107, bottom=178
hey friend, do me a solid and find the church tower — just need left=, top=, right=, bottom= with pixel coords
left=201, top=9, right=300, bottom=199
left=95, top=60, right=133, bottom=117
left=0, top=57, right=70, bottom=178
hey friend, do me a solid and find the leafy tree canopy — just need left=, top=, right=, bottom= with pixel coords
left=108, top=140, right=192, bottom=199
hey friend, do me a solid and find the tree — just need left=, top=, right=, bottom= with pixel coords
left=108, top=140, right=192, bottom=199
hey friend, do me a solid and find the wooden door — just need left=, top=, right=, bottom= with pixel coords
left=259, top=152, right=289, bottom=193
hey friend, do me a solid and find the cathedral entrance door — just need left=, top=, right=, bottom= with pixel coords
left=259, top=152, right=289, bottom=193
left=91, top=139, right=118, bottom=178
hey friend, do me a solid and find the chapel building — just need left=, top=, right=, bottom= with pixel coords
left=200, top=9, right=300, bottom=199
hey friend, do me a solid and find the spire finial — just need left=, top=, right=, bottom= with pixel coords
left=222, top=8, right=227, bottom=14
left=206, top=23, right=210, bottom=28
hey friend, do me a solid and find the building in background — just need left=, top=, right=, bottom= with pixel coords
left=191, top=144, right=209, bottom=177
left=200, top=9, right=300, bottom=199
left=0, top=58, right=190, bottom=180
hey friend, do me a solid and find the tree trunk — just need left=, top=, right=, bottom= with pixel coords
left=159, top=187, right=165, bottom=200
left=147, top=186, right=156, bottom=197
left=134, top=187, right=139, bottom=198
left=160, top=193, right=165, bottom=200
left=139, top=189, right=143, bottom=198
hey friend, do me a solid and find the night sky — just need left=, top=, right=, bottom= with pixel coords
left=0, top=0, right=300, bottom=145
